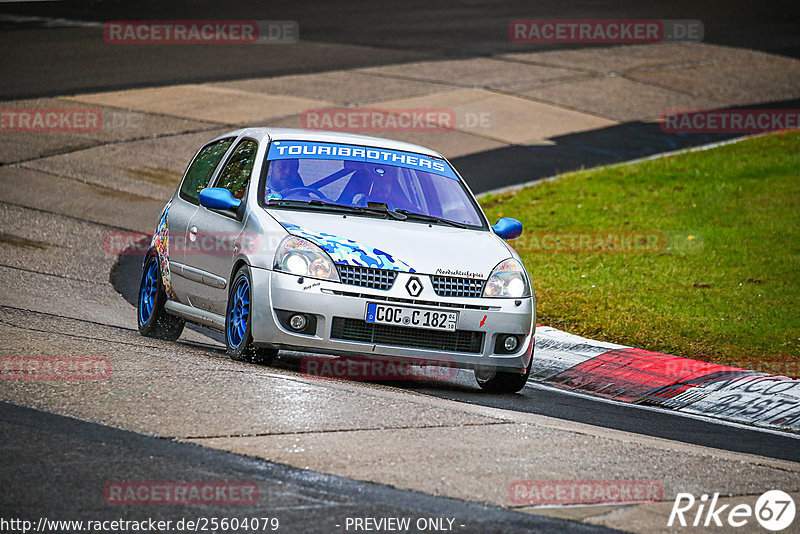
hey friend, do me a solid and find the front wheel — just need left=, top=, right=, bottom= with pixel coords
left=475, top=342, right=534, bottom=394
left=225, top=265, right=278, bottom=365
left=138, top=254, right=184, bottom=341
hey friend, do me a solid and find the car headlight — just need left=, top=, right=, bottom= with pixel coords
left=483, top=258, right=530, bottom=298
left=274, top=236, right=340, bottom=282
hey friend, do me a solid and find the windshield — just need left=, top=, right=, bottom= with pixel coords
left=261, top=147, right=484, bottom=228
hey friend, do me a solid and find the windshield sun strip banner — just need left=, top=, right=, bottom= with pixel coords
left=267, top=140, right=459, bottom=180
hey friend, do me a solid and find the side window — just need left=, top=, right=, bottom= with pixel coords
left=215, top=139, right=259, bottom=200
left=179, top=137, right=235, bottom=204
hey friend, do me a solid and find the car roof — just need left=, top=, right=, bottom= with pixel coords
left=211, top=127, right=444, bottom=158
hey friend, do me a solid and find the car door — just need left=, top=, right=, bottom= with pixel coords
left=168, top=136, right=236, bottom=303
left=182, top=137, right=259, bottom=315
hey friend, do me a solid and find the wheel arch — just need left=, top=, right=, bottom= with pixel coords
left=229, top=258, right=251, bottom=288
left=142, top=245, right=158, bottom=265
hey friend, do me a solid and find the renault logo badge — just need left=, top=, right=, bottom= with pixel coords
left=405, top=277, right=423, bottom=297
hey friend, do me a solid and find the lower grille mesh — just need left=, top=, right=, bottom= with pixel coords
left=331, top=317, right=484, bottom=354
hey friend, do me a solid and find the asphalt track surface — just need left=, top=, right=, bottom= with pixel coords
left=2, top=1, right=799, bottom=191
left=1, top=0, right=799, bottom=100
left=0, top=401, right=617, bottom=534
left=2, top=1, right=800, bottom=530
left=452, top=105, right=800, bottom=194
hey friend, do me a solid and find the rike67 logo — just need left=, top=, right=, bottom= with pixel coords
left=669, top=490, right=795, bottom=531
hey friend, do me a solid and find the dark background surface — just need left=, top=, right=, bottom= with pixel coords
left=1, top=0, right=799, bottom=99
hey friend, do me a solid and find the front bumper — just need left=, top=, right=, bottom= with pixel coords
left=249, top=267, right=535, bottom=373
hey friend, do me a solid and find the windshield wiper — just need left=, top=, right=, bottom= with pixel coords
left=362, top=201, right=407, bottom=220
left=268, top=199, right=407, bottom=220
left=306, top=200, right=408, bottom=219
left=269, top=199, right=350, bottom=212
left=395, top=210, right=467, bottom=228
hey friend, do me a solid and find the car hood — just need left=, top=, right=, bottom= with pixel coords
left=268, top=210, right=511, bottom=279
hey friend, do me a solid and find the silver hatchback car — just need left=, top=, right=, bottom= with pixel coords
left=138, top=128, right=536, bottom=393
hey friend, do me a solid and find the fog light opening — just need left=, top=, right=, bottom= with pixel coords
left=289, top=314, right=308, bottom=332
left=503, top=335, right=519, bottom=352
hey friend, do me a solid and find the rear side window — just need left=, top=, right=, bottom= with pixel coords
left=179, top=137, right=235, bottom=204
left=215, top=139, right=259, bottom=200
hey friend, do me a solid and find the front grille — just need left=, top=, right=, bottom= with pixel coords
left=337, top=265, right=397, bottom=290
left=331, top=317, right=484, bottom=354
left=431, top=276, right=485, bottom=298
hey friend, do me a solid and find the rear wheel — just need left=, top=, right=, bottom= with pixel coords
left=225, top=265, right=278, bottom=365
left=138, top=254, right=184, bottom=341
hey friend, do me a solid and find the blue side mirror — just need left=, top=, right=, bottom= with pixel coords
left=492, top=217, right=523, bottom=240
left=199, top=188, right=241, bottom=211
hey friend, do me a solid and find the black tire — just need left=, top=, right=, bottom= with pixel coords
left=475, top=340, right=534, bottom=393
left=225, top=265, right=278, bottom=365
left=138, top=253, right=185, bottom=341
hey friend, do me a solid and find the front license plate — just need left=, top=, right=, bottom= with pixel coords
left=365, top=303, right=458, bottom=332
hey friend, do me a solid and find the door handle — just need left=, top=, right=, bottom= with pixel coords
left=188, top=226, right=197, bottom=242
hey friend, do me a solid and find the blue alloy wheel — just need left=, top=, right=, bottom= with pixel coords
left=227, top=276, right=250, bottom=349
left=225, top=266, right=277, bottom=364
left=137, top=253, right=184, bottom=340
left=139, top=256, right=159, bottom=325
